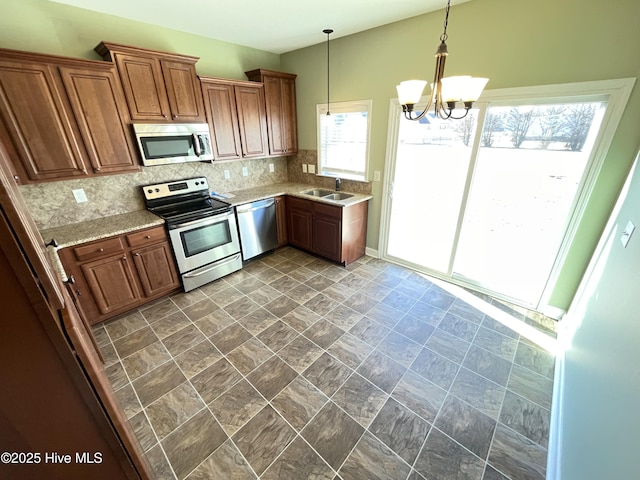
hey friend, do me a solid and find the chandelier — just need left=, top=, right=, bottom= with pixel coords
left=396, top=0, right=488, bottom=121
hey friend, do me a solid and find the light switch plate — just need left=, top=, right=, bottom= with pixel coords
left=621, top=220, right=635, bottom=248
left=224, top=170, right=230, bottom=179
left=302, top=164, right=307, bottom=173
left=72, top=188, right=88, bottom=203
left=269, top=163, right=275, bottom=173
left=242, top=166, right=248, bottom=177
left=374, top=170, right=381, bottom=182
left=308, top=164, right=316, bottom=174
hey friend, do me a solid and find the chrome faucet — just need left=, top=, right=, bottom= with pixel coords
left=335, top=177, right=341, bottom=191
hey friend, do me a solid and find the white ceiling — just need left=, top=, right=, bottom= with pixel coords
left=49, top=0, right=469, bottom=54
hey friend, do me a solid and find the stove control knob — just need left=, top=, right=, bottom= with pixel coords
left=155, top=188, right=160, bottom=192
left=147, top=189, right=153, bottom=194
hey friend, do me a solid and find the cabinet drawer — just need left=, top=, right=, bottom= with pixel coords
left=126, top=226, right=167, bottom=248
left=313, top=202, right=341, bottom=219
left=73, top=237, right=124, bottom=262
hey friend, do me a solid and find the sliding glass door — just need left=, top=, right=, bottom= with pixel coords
left=382, top=80, right=628, bottom=309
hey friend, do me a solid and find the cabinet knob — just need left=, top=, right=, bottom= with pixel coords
left=163, top=114, right=167, bottom=119
left=45, top=238, right=59, bottom=248
left=145, top=235, right=151, bottom=239
left=122, top=255, right=127, bottom=260
left=134, top=253, right=140, bottom=257
left=99, top=248, right=104, bottom=252
left=64, top=275, right=75, bottom=285
left=13, top=175, right=19, bottom=182
left=95, top=166, right=101, bottom=172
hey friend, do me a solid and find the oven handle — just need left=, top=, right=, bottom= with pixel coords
left=171, top=211, right=233, bottom=229
left=182, top=253, right=241, bottom=278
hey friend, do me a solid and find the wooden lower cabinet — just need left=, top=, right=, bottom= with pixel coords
left=286, top=196, right=368, bottom=265
left=59, top=225, right=180, bottom=324
left=273, top=195, right=288, bottom=248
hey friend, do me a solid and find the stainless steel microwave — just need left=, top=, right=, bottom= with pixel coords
left=133, top=123, right=213, bottom=166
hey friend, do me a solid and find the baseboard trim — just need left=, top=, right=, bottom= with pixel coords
left=546, top=348, right=566, bottom=480
left=365, top=247, right=379, bottom=258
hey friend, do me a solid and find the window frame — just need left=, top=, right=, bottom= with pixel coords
left=316, top=99, right=372, bottom=182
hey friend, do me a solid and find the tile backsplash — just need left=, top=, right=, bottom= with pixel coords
left=20, top=151, right=372, bottom=230
left=21, top=157, right=287, bottom=229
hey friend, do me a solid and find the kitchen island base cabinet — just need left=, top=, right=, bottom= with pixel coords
left=59, top=225, right=181, bottom=324
left=286, top=196, right=368, bottom=266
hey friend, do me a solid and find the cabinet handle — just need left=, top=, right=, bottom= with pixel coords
left=45, top=238, right=59, bottom=248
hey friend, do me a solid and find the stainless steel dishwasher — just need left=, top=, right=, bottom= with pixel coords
left=235, top=198, right=278, bottom=261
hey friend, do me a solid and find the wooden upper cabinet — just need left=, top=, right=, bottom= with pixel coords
left=59, top=65, right=139, bottom=174
left=200, top=76, right=268, bottom=160
left=0, top=57, right=89, bottom=181
left=96, top=42, right=206, bottom=123
left=0, top=49, right=140, bottom=183
left=245, top=68, right=298, bottom=156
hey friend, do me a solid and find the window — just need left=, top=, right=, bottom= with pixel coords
left=317, top=100, right=372, bottom=181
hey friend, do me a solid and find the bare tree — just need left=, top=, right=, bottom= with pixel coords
left=563, top=104, right=597, bottom=151
left=481, top=112, right=504, bottom=147
left=455, top=113, right=476, bottom=146
left=538, top=106, right=565, bottom=149
left=506, top=107, right=537, bottom=148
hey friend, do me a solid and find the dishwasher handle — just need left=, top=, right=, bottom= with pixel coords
left=236, top=198, right=275, bottom=213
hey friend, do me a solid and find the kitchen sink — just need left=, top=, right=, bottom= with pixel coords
left=302, top=189, right=334, bottom=197
left=322, top=193, right=353, bottom=201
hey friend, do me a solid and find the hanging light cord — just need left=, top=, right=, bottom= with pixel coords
left=323, top=28, right=333, bottom=115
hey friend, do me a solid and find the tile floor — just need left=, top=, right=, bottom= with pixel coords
left=93, top=248, right=556, bottom=480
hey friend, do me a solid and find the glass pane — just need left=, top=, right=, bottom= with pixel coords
left=453, top=101, right=606, bottom=304
left=142, top=136, right=194, bottom=159
left=387, top=111, right=478, bottom=273
left=181, top=222, right=231, bottom=257
left=320, top=111, right=367, bottom=175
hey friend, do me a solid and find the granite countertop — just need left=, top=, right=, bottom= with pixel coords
left=223, top=182, right=373, bottom=207
left=41, top=210, right=164, bottom=282
left=39, top=183, right=372, bottom=281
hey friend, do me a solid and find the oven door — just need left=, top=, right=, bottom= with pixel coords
left=168, top=211, right=240, bottom=274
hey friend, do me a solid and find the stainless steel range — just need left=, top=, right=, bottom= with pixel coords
left=142, top=177, right=242, bottom=292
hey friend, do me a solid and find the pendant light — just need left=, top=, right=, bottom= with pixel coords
left=396, top=0, right=488, bottom=120
left=323, top=28, right=333, bottom=115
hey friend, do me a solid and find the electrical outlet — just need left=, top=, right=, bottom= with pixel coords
left=72, top=188, right=88, bottom=203
left=224, top=170, right=230, bottom=179
left=242, top=166, right=248, bottom=177
left=374, top=170, right=381, bottom=182
left=269, top=163, right=275, bottom=173
left=308, top=164, right=316, bottom=174
left=302, top=164, right=307, bottom=173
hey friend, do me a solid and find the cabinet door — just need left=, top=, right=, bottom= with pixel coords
left=132, top=241, right=180, bottom=297
left=280, top=76, right=298, bottom=154
left=235, top=84, right=268, bottom=158
left=60, top=66, right=140, bottom=174
left=113, top=53, right=171, bottom=121
left=0, top=60, right=88, bottom=181
left=286, top=199, right=312, bottom=250
left=313, top=212, right=342, bottom=262
left=81, top=252, right=142, bottom=316
left=161, top=60, right=206, bottom=122
left=202, top=81, right=242, bottom=160
left=263, top=76, right=286, bottom=155
left=275, top=195, right=288, bottom=247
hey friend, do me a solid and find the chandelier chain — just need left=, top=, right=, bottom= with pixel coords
left=440, top=0, right=451, bottom=42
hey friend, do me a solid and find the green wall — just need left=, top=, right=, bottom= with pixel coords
left=1, top=0, right=639, bottom=310
left=0, top=0, right=280, bottom=79
left=282, top=0, right=640, bottom=310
